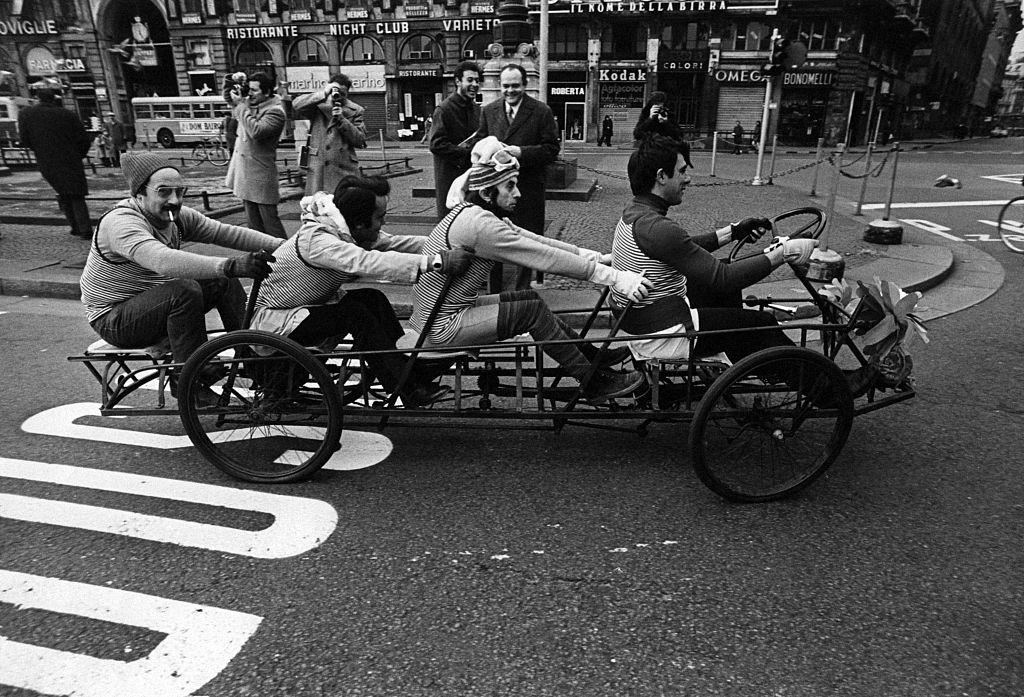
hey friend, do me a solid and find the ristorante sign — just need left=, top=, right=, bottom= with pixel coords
left=527, top=0, right=778, bottom=13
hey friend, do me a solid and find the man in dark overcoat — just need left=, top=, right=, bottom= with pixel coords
left=475, top=64, right=560, bottom=291
left=18, top=88, right=95, bottom=238
left=428, top=60, right=481, bottom=219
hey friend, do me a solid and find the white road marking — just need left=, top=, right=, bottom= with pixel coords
left=899, top=219, right=962, bottom=241
left=0, top=457, right=338, bottom=558
left=980, top=173, right=1024, bottom=184
left=21, top=402, right=393, bottom=471
left=862, top=200, right=1013, bottom=210
left=0, top=569, right=261, bottom=697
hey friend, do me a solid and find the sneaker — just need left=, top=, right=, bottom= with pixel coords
left=401, top=382, right=451, bottom=408
left=582, top=369, right=647, bottom=404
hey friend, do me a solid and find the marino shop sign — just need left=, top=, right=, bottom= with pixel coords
left=0, top=18, right=59, bottom=35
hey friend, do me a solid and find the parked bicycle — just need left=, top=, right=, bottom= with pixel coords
left=997, top=194, right=1024, bottom=254
left=189, top=136, right=230, bottom=167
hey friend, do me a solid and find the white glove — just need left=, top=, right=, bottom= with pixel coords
left=578, top=247, right=612, bottom=265
left=764, top=237, right=818, bottom=267
left=588, top=264, right=651, bottom=303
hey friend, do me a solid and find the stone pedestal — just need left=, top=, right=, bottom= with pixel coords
left=545, top=158, right=577, bottom=189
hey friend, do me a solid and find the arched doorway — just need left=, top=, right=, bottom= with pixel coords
left=97, top=0, right=178, bottom=98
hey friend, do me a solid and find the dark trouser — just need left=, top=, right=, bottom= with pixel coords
left=496, top=289, right=594, bottom=380
left=243, top=200, right=287, bottom=239
left=90, top=278, right=246, bottom=364
left=286, top=288, right=423, bottom=393
left=597, top=133, right=611, bottom=146
left=692, top=307, right=793, bottom=363
left=57, top=194, right=91, bottom=237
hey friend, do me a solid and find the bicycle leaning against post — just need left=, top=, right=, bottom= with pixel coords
left=997, top=194, right=1024, bottom=254
left=189, top=135, right=230, bottom=167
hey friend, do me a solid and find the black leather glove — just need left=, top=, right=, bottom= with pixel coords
left=225, top=250, right=275, bottom=280
left=438, top=247, right=473, bottom=275
left=731, top=217, right=772, bottom=242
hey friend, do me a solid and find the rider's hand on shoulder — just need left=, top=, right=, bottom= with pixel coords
left=731, top=217, right=772, bottom=242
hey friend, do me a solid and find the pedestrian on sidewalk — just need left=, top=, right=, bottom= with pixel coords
left=225, top=71, right=288, bottom=239
left=429, top=60, right=481, bottom=220
left=752, top=120, right=761, bottom=149
left=17, top=87, right=96, bottom=239
left=597, top=115, right=614, bottom=146
left=292, top=72, right=368, bottom=197
left=732, top=121, right=745, bottom=154
left=80, top=151, right=284, bottom=402
left=104, top=113, right=126, bottom=167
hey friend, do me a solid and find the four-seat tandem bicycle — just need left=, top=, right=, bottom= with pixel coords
left=68, top=207, right=926, bottom=503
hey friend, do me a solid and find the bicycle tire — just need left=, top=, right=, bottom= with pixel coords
left=688, top=346, right=853, bottom=503
left=997, top=195, right=1024, bottom=254
left=209, top=145, right=230, bottom=166
left=178, top=330, right=343, bottom=483
left=188, top=144, right=205, bottom=167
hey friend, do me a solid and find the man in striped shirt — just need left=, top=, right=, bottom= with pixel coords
left=81, top=152, right=284, bottom=394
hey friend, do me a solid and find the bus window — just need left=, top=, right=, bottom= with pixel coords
left=132, top=96, right=229, bottom=148
left=214, top=104, right=231, bottom=118
left=135, top=104, right=152, bottom=119
left=0, top=105, right=9, bottom=119
left=172, top=103, right=191, bottom=118
left=153, top=104, right=171, bottom=119
left=194, top=104, right=214, bottom=118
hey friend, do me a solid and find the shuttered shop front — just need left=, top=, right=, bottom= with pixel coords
left=351, top=92, right=386, bottom=135
left=716, top=86, right=764, bottom=135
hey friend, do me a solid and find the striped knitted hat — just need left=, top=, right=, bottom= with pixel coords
left=467, top=146, right=519, bottom=191
left=122, top=152, right=179, bottom=196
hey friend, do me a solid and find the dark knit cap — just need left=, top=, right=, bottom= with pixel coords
left=122, top=152, right=179, bottom=196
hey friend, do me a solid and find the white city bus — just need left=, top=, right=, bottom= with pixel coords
left=132, top=96, right=231, bottom=149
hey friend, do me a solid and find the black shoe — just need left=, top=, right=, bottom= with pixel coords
left=583, top=369, right=647, bottom=404
left=807, top=365, right=878, bottom=408
left=169, top=382, right=220, bottom=407
left=594, top=345, right=633, bottom=368
left=401, top=382, right=451, bottom=408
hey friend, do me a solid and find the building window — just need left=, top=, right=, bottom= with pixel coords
left=287, top=37, right=327, bottom=63
left=234, top=0, right=259, bottom=13
left=549, top=24, right=587, bottom=60
left=796, top=18, right=846, bottom=51
left=342, top=36, right=384, bottom=62
left=660, top=22, right=709, bottom=51
left=187, top=39, right=213, bottom=67
left=400, top=34, right=441, bottom=61
left=601, top=24, right=645, bottom=60
left=233, top=39, right=274, bottom=73
left=461, top=33, right=491, bottom=61
left=725, top=21, right=772, bottom=51
left=182, top=0, right=204, bottom=13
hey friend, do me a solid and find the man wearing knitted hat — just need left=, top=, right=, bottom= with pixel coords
left=80, top=152, right=285, bottom=404
left=413, top=137, right=653, bottom=403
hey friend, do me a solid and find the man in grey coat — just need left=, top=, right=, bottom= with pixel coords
left=428, top=60, right=481, bottom=219
left=475, top=64, right=560, bottom=291
left=292, top=73, right=367, bottom=196
left=225, top=72, right=287, bottom=239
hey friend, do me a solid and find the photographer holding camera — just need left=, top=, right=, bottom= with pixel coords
left=292, top=73, right=367, bottom=196
left=224, top=71, right=288, bottom=239
left=632, top=92, right=693, bottom=169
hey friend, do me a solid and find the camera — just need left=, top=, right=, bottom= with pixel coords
left=330, top=88, right=345, bottom=107
left=225, top=72, right=249, bottom=100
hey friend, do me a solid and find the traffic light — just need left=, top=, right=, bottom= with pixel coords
left=763, top=37, right=791, bottom=77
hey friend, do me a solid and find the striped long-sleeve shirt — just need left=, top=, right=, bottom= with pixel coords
left=80, top=199, right=282, bottom=322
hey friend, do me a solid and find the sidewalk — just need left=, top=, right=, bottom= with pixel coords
left=0, top=148, right=1002, bottom=328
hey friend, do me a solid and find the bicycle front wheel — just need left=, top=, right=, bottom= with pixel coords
left=997, top=195, right=1024, bottom=254
left=209, top=145, right=230, bottom=166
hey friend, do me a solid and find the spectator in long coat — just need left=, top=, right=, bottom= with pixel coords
left=18, top=88, right=95, bottom=238
left=474, top=64, right=560, bottom=291
left=292, top=73, right=367, bottom=196
left=429, top=60, right=481, bottom=219
left=225, top=72, right=287, bottom=239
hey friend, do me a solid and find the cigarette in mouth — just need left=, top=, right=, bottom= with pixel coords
left=167, top=210, right=174, bottom=223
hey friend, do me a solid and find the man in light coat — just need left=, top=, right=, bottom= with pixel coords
left=292, top=73, right=367, bottom=196
left=474, top=64, right=560, bottom=292
left=225, top=72, right=287, bottom=239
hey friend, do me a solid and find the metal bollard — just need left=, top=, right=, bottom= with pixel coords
left=809, top=138, right=825, bottom=197
left=854, top=141, right=875, bottom=216
left=883, top=142, right=900, bottom=221
left=767, top=135, right=778, bottom=185
left=201, top=190, right=211, bottom=211
left=710, top=131, right=718, bottom=177
left=822, top=143, right=845, bottom=252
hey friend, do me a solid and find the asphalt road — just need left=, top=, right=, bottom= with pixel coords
left=1, top=144, right=1022, bottom=697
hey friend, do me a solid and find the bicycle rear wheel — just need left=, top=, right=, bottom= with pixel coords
left=997, top=195, right=1024, bottom=254
left=178, top=330, right=343, bottom=483
left=209, top=145, right=230, bottom=166
left=188, top=144, right=206, bottom=167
